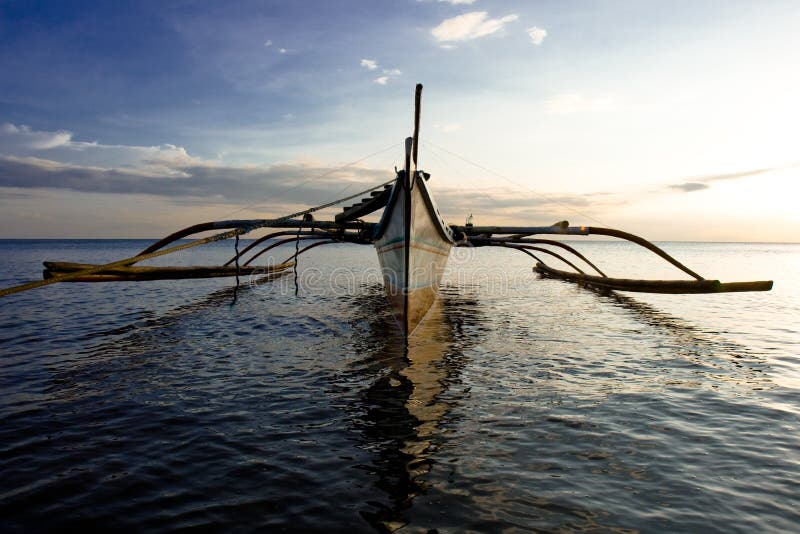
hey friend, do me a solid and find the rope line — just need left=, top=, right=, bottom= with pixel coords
left=230, top=231, right=241, bottom=306
left=423, top=140, right=609, bottom=227
left=423, top=142, right=507, bottom=218
left=218, top=141, right=402, bottom=219
left=293, top=219, right=302, bottom=296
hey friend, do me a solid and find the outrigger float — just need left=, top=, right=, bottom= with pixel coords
left=0, top=85, right=772, bottom=335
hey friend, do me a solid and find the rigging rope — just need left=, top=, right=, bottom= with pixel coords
left=232, top=233, right=241, bottom=305
left=293, top=218, right=302, bottom=296
left=423, top=140, right=609, bottom=227
left=217, top=141, right=402, bottom=220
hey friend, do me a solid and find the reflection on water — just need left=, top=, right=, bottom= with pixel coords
left=345, top=290, right=475, bottom=531
left=591, top=286, right=774, bottom=392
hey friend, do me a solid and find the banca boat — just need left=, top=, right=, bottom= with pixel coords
left=0, top=84, right=773, bottom=335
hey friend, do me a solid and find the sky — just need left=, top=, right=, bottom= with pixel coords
left=1, top=0, right=798, bottom=241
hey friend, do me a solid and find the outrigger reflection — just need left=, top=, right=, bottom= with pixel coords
left=0, top=84, right=773, bottom=335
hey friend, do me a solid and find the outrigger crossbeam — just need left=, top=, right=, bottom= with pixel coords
left=451, top=222, right=773, bottom=294
left=33, top=218, right=774, bottom=294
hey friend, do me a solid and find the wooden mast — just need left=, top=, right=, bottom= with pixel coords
left=400, top=84, right=423, bottom=334
left=411, top=83, right=422, bottom=171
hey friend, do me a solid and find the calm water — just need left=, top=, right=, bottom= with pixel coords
left=0, top=239, right=798, bottom=532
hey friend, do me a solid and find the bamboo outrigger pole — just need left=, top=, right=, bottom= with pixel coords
left=42, top=261, right=292, bottom=283
left=535, top=263, right=773, bottom=294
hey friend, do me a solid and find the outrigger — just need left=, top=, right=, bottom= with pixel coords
left=0, top=84, right=773, bottom=335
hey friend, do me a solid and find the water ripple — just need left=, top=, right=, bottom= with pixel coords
left=0, top=240, right=798, bottom=532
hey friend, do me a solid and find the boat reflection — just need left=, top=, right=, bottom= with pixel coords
left=350, top=289, right=475, bottom=532
left=588, top=286, right=773, bottom=390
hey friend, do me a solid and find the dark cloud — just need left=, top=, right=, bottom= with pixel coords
left=0, top=155, right=390, bottom=205
left=669, top=182, right=709, bottom=192
left=667, top=166, right=782, bottom=193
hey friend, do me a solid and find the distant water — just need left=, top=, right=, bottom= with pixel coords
left=0, top=239, right=798, bottom=532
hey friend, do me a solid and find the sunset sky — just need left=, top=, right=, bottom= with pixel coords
left=1, top=0, right=798, bottom=241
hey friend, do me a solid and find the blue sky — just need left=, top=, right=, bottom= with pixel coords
left=1, top=0, right=798, bottom=240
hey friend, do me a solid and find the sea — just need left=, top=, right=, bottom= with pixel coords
left=0, top=239, right=798, bottom=533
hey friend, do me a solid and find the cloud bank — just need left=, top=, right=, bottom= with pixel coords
left=1, top=122, right=205, bottom=176
left=0, top=121, right=616, bottom=228
left=0, top=121, right=396, bottom=215
left=0, top=154, right=389, bottom=205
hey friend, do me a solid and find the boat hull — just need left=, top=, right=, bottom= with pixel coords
left=375, top=173, right=453, bottom=335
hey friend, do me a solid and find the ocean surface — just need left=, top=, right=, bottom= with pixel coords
left=0, top=239, right=798, bottom=532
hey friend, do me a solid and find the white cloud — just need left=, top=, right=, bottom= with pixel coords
left=279, top=48, right=287, bottom=54
left=526, top=26, right=547, bottom=45
left=1, top=122, right=73, bottom=150
left=0, top=122, right=206, bottom=175
left=264, top=39, right=272, bottom=47
left=431, top=11, right=519, bottom=43
left=544, top=94, right=616, bottom=114
left=360, top=61, right=401, bottom=84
